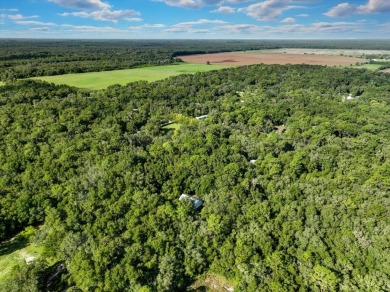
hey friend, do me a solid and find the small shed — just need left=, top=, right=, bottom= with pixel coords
left=179, top=194, right=203, bottom=209
left=343, top=94, right=355, bottom=100
left=195, top=115, right=208, bottom=120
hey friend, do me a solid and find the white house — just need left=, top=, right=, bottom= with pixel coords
left=179, top=194, right=203, bottom=209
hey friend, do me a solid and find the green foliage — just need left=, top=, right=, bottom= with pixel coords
left=1, top=62, right=390, bottom=290
left=0, top=259, right=47, bottom=292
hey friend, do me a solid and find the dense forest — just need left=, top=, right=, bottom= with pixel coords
left=1, top=61, right=389, bottom=290
left=1, top=39, right=390, bottom=80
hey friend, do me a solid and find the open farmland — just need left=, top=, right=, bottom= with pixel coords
left=266, top=48, right=390, bottom=56
left=181, top=51, right=365, bottom=66
left=30, top=63, right=230, bottom=90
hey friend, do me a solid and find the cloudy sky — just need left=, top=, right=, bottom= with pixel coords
left=0, top=0, right=389, bottom=39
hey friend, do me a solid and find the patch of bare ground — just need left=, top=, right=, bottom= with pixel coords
left=382, top=68, right=390, bottom=73
left=181, top=52, right=365, bottom=66
left=190, top=274, right=235, bottom=292
left=267, top=48, right=390, bottom=56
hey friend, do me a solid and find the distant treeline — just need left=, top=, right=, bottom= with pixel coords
left=1, top=39, right=390, bottom=80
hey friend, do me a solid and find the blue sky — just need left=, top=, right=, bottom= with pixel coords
left=0, top=0, right=389, bottom=39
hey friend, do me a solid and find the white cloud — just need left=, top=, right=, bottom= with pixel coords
left=325, top=0, right=390, bottom=17
left=158, top=0, right=250, bottom=9
left=211, top=6, right=236, bottom=13
left=358, top=0, right=390, bottom=13
left=281, top=17, right=295, bottom=23
left=377, top=22, right=390, bottom=34
left=217, top=24, right=261, bottom=34
left=142, top=24, right=166, bottom=28
left=0, top=8, right=18, bottom=12
left=163, top=18, right=226, bottom=33
left=48, top=0, right=110, bottom=10
left=324, top=3, right=357, bottom=17
left=61, top=24, right=126, bottom=33
left=176, top=19, right=227, bottom=25
left=239, top=0, right=318, bottom=21
left=128, top=24, right=166, bottom=33
left=59, top=9, right=141, bottom=22
left=8, top=14, right=39, bottom=20
left=239, top=0, right=288, bottom=21
left=265, top=21, right=365, bottom=35
left=15, top=20, right=56, bottom=26
left=29, top=27, right=51, bottom=32
left=163, top=27, right=211, bottom=33
left=297, top=13, right=309, bottom=17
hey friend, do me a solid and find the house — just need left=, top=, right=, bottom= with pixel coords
left=343, top=94, right=356, bottom=101
left=179, top=194, right=203, bottom=209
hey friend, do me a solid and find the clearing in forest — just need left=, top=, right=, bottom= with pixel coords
left=180, top=51, right=365, bottom=66
left=0, top=238, right=43, bottom=284
left=30, top=63, right=230, bottom=90
left=162, top=123, right=181, bottom=133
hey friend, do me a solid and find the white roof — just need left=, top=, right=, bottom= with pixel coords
left=179, top=194, right=190, bottom=200
left=179, top=194, right=203, bottom=209
left=195, top=115, right=208, bottom=120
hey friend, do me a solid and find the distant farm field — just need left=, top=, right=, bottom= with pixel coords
left=30, top=63, right=230, bottom=90
left=357, top=64, right=384, bottom=70
left=181, top=52, right=365, bottom=66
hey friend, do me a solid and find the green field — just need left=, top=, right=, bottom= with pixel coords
left=162, top=123, right=182, bottom=134
left=0, top=239, right=43, bottom=283
left=353, top=63, right=384, bottom=71
left=30, top=63, right=230, bottom=90
left=162, top=123, right=181, bottom=130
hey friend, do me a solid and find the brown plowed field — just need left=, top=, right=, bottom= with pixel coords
left=181, top=52, right=365, bottom=66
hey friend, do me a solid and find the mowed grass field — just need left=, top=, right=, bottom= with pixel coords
left=357, top=63, right=385, bottom=70
left=0, top=240, right=43, bottom=284
left=30, top=63, right=230, bottom=90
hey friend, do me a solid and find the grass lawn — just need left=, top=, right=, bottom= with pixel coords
left=354, top=63, right=383, bottom=71
left=162, top=123, right=182, bottom=134
left=0, top=238, right=43, bottom=283
left=30, top=63, right=231, bottom=90
left=162, top=123, right=181, bottom=130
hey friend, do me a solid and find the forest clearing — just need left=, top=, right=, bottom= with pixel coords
left=0, top=233, right=43, bottom=284
left=28, top=51, right=371, bottom=91
left=29, top=63, right=230, bottom=90
left=180, top=51, right=365, bottom=66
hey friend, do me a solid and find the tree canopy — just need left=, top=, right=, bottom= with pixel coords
left=1, top=62, right=390, bottom=291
